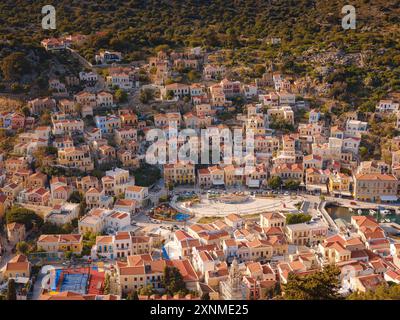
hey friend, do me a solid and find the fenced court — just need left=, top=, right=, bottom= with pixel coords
left=174, top=213, right=190, bottom=221
left=59, top=273, right=89, bottom=295
left=51, top=267, right=105, bottom=295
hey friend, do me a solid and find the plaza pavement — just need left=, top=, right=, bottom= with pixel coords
left=172, top=195, right=303, bottom=217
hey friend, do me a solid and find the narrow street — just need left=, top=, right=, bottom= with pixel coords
left=30, top=270, right=46, bottom=300
left=0, top=234, right=14, bottom=270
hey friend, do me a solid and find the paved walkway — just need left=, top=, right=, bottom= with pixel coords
left=31, top=271, right=46, bottom=300
left=172, top=195, right=303, bottom=217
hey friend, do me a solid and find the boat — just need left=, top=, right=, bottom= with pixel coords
left=357, top=209, right=363, bottom=215
left=369, top=209, right=377, bottom=215
left=381, top=209, right=391, bottom=216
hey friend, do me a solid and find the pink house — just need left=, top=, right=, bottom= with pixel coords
left=11, top=113, right=26, bottom=130
left=27, top=188, right=51, bottom=206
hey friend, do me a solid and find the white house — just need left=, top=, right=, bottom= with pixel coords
left=107, top=73, right=134, bottom=90
left=45, top=203, right=80, bottom=226
left=124, top=186, right=149, bottom=208
left=96, top=91, right=114, bottom=108
left=104, top=210, right=130, bottom=233
left=376, top=100, right=399, bottom=113
left=345, top=120, right=368, bottom=138
left=224, top=214, right=245, bottom=230
left=278, top=92, right=296, bottom=105
left=243, top=84, right=258, bottom=99
left=79, top=71, right=98, bottom=84
left=309, top=109, right=321, bottom=124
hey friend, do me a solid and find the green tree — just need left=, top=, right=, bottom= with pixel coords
left=64, top=251, right=73, bottom=260
left=40, top=222, right=73, bottom=234
left=155, top=45, right=170, bottom=53
left=268, top=176, right=282, bottom=190
left=115, top=89, right=128, bottom=103
left=165, top=90, right=174, bottom=100
left=359, top=146, right=369, bottom=160
left=139, top=89, right=154, bottom=104
left=16, top=241, right=29, bottom=255
left=187, top=70, right=199, bottom=82
left=128, top=290, right=139, bottom=300
left=39, top=111, right=52, bottom=126
left=163, top=266, right=187, bottom=295
left=201, top=292, right=210, bottom=300
left=283, top=265, right=341, bottom=300
left=79, top=200, right=87, bottom=217
left=284, top=179, right=300, bottom=190
left=286, top=213, right=312, bottom=225
left=6, top=207, right=43, bottom=231
left=346, top=283, right=400, bottom=300
left=45, top=146, right=58, bottom=155
left=7, top=279, right=17, bottom=300
left=131, top=164, right=161, bottom=187
left=269, top=114, right=294, bottom=132
left=103, top=273, right=111, bottom=294
left=21, top=106, right=31, bottom=117
left=254, top=65, right=266, bottom=78
left=82, top=232, right=97, bottom=256
left=139, top=284, right=156, bottom=297
left=68, top=190, right=83, bottom=203
left=1, top=52, right=31, bottom=81
left=11, top=83, right=23, bottom=93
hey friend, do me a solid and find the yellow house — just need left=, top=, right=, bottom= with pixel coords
left=37, top=234, right=83, bottom=254
left=0, top=194, right=7, bottom=219
left=223, top=165, right=243, bottom=186
left=350, top=274, right=385, bottom=293
left=1, top=254, right=31, bottom=280
left=78, top=208, right=106, bottom=234
left=243, top=239, right=274, bottom=262
left=353, top=173, right=398, bottom=202
left=285, top=221, right=328, bottom=246
left=163, top=162, right=195, bottom=186
left=223, top=165, right=235, bottom=186
left=260, top=212, right=286, bottom=228
left=6, top=222, right=26, bottom=244
left=328, top=172, right=352, bottom=196
left=57, top=146, right=94, bottom=171
left=319, top=241, right=351, bottom=264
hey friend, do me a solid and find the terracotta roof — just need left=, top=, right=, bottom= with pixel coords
left=126, top=185, right=146, bottom=192
left=5, top=254, right=29, bottom=272
left=115, top=232, right=131, bottom=241
left=38, top=234, right=82, bottom=243
left=96, top=236, right=113, bottom=244
left=355, top=173, right=397, bottom=181
left=225, top=214, right=242, bottom=223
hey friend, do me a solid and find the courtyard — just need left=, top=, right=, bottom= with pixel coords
left=172, top=193, right=303, bottom=218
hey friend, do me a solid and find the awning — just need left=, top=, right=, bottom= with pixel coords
left=331, top=190, right=352, bottom=196
left=248, top=180, right=260, bottom=188
left=380, top=195, right=398, bottom=202
left=306, top=184, right=327, bottom=193
left=213, top=180, right=225, bottom=185
left=11, top=277, right=30, bottom=284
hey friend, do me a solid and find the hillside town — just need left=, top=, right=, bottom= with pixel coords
left=1, top=33, right=400, bottom=301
